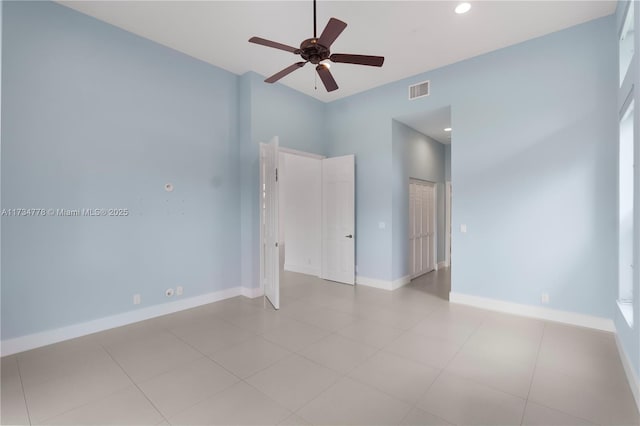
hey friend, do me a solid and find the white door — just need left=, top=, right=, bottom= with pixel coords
left=409, top=183, right=422, bottom=275
left=321, top=155, right=355, bottom=285
left=409, top=180, right=436, bottom=278
left=259, top=138, right=280, bottom=309
left=424, top=184, right=435, bottom=272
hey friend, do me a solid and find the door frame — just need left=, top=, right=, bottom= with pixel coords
left=259, top=142, right=356, bottom=306
left=259, top=138, right=280, bottom=309
left=445, top=181, right=451, bottom=268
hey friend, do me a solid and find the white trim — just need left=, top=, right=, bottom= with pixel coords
left=617, top=300, right=635, bottom=327
left=392, top=275, right=411, bottom=290
left=241, top=286, right=264, bottom=299
left=356, top=276, right=391, bottom=290
left=433, top=183, right=438, bottom=272
left=284, top=263, right=320, bottom=277
left=615, top=332, right=640, bottom=413
left=356, top=275, right=410, bottom=291
left=445, top=181, right=451, bottom=267
left=450, top=292, right=615, bottom=332
left=436, top=261, right=447, bottom=270
left=1, top=286, right=252, bottom=356
left=279, top=147, right=326, bottom=160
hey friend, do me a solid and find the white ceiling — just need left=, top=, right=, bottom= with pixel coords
left=58, top=1, right=616, bottom=102
left=396, top=106, right=452, bottom=144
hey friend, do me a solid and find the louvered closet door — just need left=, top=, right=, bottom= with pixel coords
left=420, top=185, right=428, bottom=274
left=424, top=185, right=434, bottom=272
left=409, top=184, right=417, bottom=276
left=415, top=185, right=420, bottom=273
left=409, top=181, right=435, bottom=278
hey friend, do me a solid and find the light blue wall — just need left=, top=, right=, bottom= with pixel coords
left=238, top=72, right=326, bottom=290
left=615, top=0, right=640, bottom=382
left=391, top=120, right=446, bottom=279
left=326, top=15, right=617, bottom=318
left=1, top=1, right=241, bottom=339
left=0, top=0, right=623, bottom=351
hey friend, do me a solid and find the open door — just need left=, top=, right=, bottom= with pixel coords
left=259, top=137, right=280, bottom=309
left=321, top=155, right=355, bottom=285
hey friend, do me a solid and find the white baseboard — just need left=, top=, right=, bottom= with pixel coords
left=449, top=292, right=615, bottom=332
left=392, top=275, right=411, bottom=290
left=241, top=286, right=264, bottom=298
left=436, top=261, right=447, bottom=270
left=615, top=332, right=640, bottom=413
left=356, top=275, right=411, bottom=291
left=283, top=263, right=320, bottom=277
left=1, top=286, right=254, bottom=357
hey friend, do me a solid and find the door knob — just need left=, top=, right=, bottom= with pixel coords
left=345, top=234, right=353, bottom=238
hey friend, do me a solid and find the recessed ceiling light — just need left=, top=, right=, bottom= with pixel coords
left=455, top=2, right=471, bottom=14
left=444, top=127, right=452, bottom=132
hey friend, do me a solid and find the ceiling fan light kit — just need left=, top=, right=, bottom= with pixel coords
left=248, top=0, right=384, bottom=92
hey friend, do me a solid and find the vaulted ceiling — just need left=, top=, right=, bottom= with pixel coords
left=59, top=1, right=616, bottom=102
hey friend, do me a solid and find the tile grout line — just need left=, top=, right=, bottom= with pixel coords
left=14, top=357, right=33, bottom=426
left=394, top=311, right=494, bottom=425
left=519, top=321, right=599, bottom=426
left=291, top=313, right=451, bottom=425
left=100, top=343, right=171, bottom=425
left=518, top=321, right=546, bottom=426
left=159, top=317, right=306, bottom=422
left=32, top=346, right=142, bottom=425
left=266, top=325, right=386, bottom=422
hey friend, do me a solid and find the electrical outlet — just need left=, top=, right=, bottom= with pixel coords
left=541, top=293, right=550, bottom=304
left=165, top=288, right=174, bottom=297
left=176, top=286, right=183, bottom=296
left=133, top=294, right=141, bottom=305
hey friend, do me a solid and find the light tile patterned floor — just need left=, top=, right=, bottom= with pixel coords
left=1, top=269, right=638, bottom=425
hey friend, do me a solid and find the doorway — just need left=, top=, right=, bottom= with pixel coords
left=394, top=105, right=452, bottom=300
left=259, top=138, right=356, bottom=310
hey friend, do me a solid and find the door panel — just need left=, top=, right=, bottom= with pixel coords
left=260, top=138, right=280, bottom=309
left=409, top=181, right=436, bottom=278
left=321, top=155, right=355, bottom=285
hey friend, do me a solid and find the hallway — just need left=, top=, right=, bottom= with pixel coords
left=408, top=267, right=451, bottom=301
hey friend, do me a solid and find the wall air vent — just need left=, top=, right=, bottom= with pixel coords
left=408, top=80, right=430, bottom=100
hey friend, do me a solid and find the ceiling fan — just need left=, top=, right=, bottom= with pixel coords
left=248, top=0, right=384, bottom=92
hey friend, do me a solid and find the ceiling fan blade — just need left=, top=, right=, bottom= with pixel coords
left=316, top=64, right=338, bottom=92
left=330, top=54, right=385, bottom=67
left=249, top=37, right=298, bottom=53
left=317, top=18, right=347, bottom=48
left=265, top=62, right=306, bottom=83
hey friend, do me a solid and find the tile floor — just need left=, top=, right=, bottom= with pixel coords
left=1, top=269, right=639, bottom=425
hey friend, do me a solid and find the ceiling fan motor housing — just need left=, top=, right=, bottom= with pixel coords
left=298, top=38, right=330, bottom=64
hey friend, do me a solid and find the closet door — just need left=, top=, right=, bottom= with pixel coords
left=424, top=184, right=435, bottom=272
left=409, top=183, right=417, bottom=276
left=409, top=180, right=436, bottom=278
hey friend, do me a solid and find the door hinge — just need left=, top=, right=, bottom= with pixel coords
left=275, top=168, right=278, bottom=182
left=275, top=242, right=279, bottom=247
